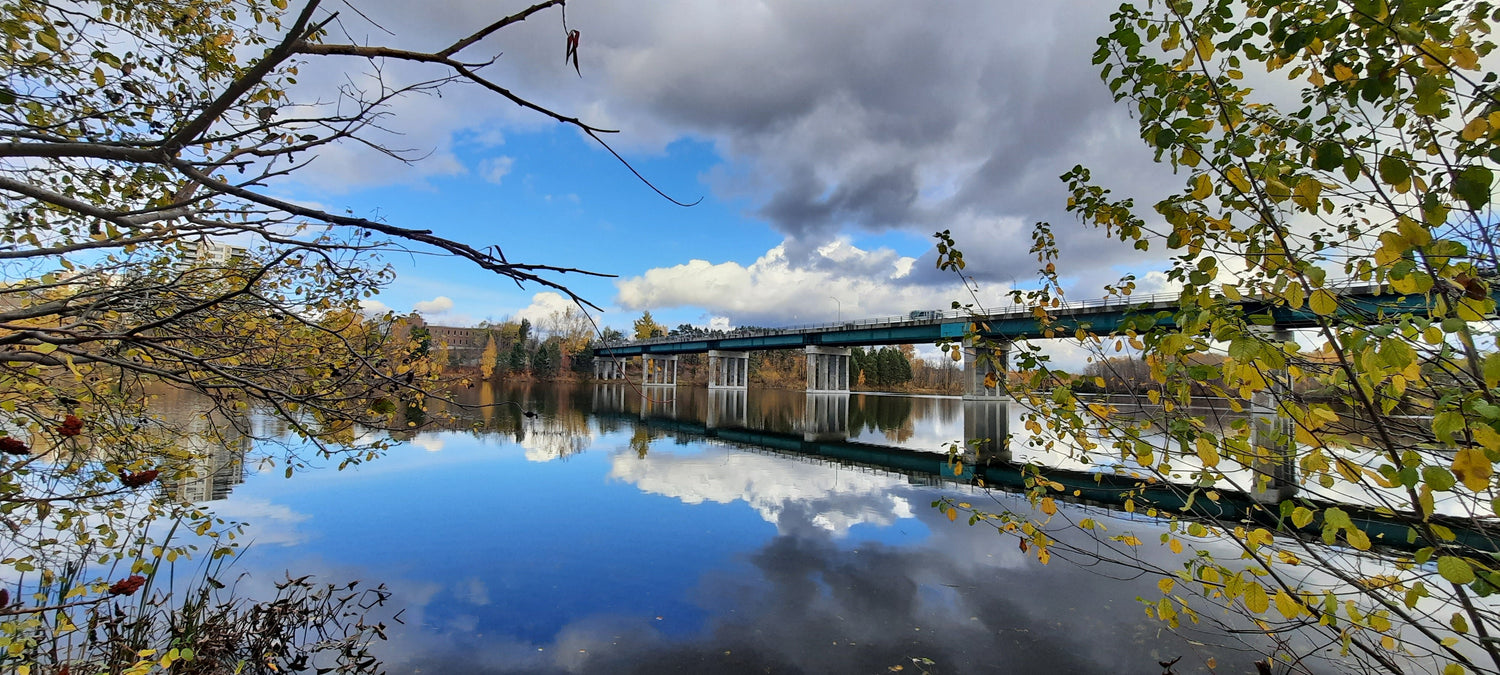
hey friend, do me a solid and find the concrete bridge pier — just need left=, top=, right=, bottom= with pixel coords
left=805, top=346, right=851, bottom=393
left=641, top=354, right=678, bottom=387
left=803, top=393, right=850, bottom=442
left=707, top=350, right=750, bottom=389
left=707, top=388, right=748, bottom=429
left=1251, top=327, right=1298, bottom=503
left=594, top=357, right=626, bottom=380
left=963, top=338, right=1011, bottom=400
left=963, top=398, right=1012, bottom=465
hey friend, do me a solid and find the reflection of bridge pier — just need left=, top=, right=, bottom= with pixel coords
left=706, top=389, right=748, bottom=429
left=1251, top=327, right=1298, bottom=503
left=707, top=350, right=749, bottom=389
left=803, top=393, right=849, bottom=442
left=592, top=383, right=629, bottom=414
left=963, top=399, right=1011, bottom=465
left=640, top=387, right=677, bottom=419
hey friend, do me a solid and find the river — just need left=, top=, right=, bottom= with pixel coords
left=185, top=382, right=1319, bottom=674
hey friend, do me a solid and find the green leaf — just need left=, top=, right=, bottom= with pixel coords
left=1424, top=465, right=1460, bottom=493
left=1314, top=141, right=1344, bottom=171
left=1414, top=75, right=1444, bottom=116
left=35, top=30, right=60, bottom=51
left=1438, top=556, right=1476, bottom=584
left=1453, top=165, right=1493, bottom=210
left=1379, top=155, right=1410, bottom=185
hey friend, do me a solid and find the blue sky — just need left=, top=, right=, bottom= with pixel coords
left=269, top=0, right=1188, bottom=335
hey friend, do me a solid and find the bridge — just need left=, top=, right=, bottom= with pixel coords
left=591, top=283, right=1435, bottom=397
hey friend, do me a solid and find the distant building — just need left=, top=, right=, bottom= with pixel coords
left=426, top=325, right=487, bottom=351
left=178, top=239, right=249, bottom=271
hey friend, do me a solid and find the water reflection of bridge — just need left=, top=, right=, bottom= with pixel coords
left=590, top=384, right=1497, bottom=554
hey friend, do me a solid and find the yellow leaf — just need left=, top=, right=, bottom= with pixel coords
left=1190, top=173, right=1213, bottom=199
left=1195, top=33, right=1215, bottom=60
left=1159, top=577, right=1176, bottom=594
left=1294, top=178, right=1323, bottom=210
left=1452, top=447, right=1492, bottom=492
left=1476, top=426, right=1500, bottom=452
left=1274, top=590, right=1301, bottom=618
left=1222, top=283, right=1242, bottom=301
left=1310, top=289, right=1338, bottom=315
left=1454, top=46, right=1480, bottom=70
left=947, top=507, right=957, bottom=522
left=1040, top=497, right=1057, bottom=515
left=1226, top=166, right=1251, bottom=193
left=1244, top=583, right=1269, bottom=613
left=1169, top=538, right=1183, bottom=554
left=1195, top=437, right=1220, bottom=467
left=1283, top=283, right=1305, bottom=309
left=1462, top=116, right=1490, bottom=141
left=1120, top=535, right=1142, bottom=546
left=1292, top=507, right=1315, bottom=528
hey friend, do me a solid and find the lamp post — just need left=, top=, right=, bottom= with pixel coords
left=829, top=296, right=841, bottom=322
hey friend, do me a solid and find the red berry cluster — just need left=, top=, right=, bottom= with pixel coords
left=108, top=575, right=146, bottom=596
left=0, top=437, right=28, bottom=455
left=118, top=469, right=159, bottom=488
left=57, top=415, right=83, bottom=437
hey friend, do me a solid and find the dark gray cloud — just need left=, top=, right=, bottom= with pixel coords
left=307, top=0, right=1191, bottom=311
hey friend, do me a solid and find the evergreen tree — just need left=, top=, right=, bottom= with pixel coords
left=508, top=339, right=527, bottom=374
left=850, top=347, right=867, bottom=386
left=534, top=341, right=562, bottom=378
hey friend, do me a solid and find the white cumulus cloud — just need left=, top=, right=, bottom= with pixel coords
left=478, top=156, right=515, bottom=185
left=614, top=237, right=979, bottom=325
left=413, top=296, right=454, bottom=314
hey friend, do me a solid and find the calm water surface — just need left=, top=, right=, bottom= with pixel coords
left=198, top=383, right=1280, bottom=674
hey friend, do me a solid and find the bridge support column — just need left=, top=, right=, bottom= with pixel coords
left=594, top=357, right=625, bottom=380
left=963, top=338, right=1010, bottom=400
left=803, top=393, right=850, bottom=442
left=804, top=346, right=851, bottom=393
left=707, top=350, right=750, bottom=389
left=1251, top=327, right=1298, bottom=503
left=641, top=354, right=678, bottom=387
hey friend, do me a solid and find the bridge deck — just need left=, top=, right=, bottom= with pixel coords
left=596, top=285, right=1436, bottom=357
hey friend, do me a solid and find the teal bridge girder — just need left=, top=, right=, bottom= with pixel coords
left=594, top=284, right=1456, bottom=358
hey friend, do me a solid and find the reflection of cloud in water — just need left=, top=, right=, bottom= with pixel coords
left=455, top=576, right=490, bottom=606
left=521, top=418, right=595, bottom=463
left=411, top=434, right=445, bottom=453
left=610, top=447, right=915, bottom=537
left=374, top=497, right=1271, bottom=675
left=209, top=497, right=310, bottom=547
